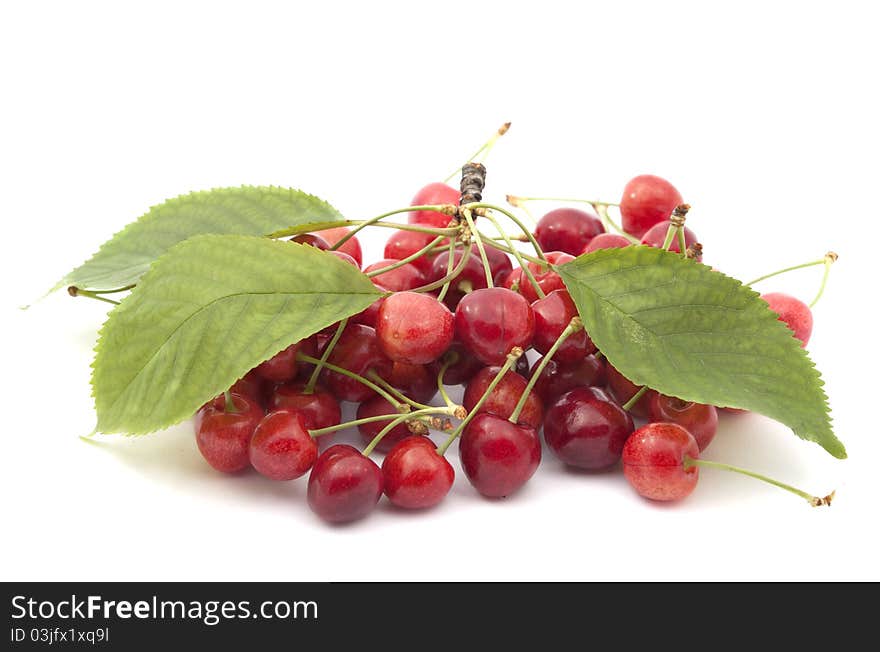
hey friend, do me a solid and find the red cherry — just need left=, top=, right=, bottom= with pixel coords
left=408, top=182, right=460, bottom=228
left=351, top=293, right=386, bottom=329
left=761, top=292, right=813, bottom=347
left=327, top=250, right=359, bottom=267
left=505, top=252, right=575, bottom=303
left=249, top=409, right=318, bottom=480
left=622, top=422, right=699, bottom=501
left=384, top=229, right=442, bottom=277
left=319, top=226, right=363, bottom=267
left=385, top=361, right=439, bottom=404
left=307, top=444, right=384, bottom=523
left=543, top=387, right=634, bottom=469
left=326, top=324, right=392, bottom=403
left=376, top=292, right=454, bottom=364
left=363, top=259, right=425, bottom=292
left=482, top=242, right=514, bottom=284
left=648, top=394, right=718, bottom=452
left=254, top=340, right=303, bottom=383
left=606, top=364, right=658, bottom=418
left=530, top=289, right=596, bottom=363
left=582, top=233, right=632, bottom=253
left=455, top=287, right=535, bottom=366
left=620, top=175, right=683, bottom=238
left=429, top=341, right=484, bottom=386
left=382, top=437, right=454, bottom=509
left=291, top=233, right=330, bottom=249
left=459, top=413, right=541, bottom=498
left=640, top=221, right=701, bottom=259
left=530, top=354, right=606, bottom=405
left=429, top=250, right=489, bottom=309
left=356, top=396, right=411, bottom=453
left=224, top=371, right=265, bottom=408
left=534, top=208, right=605, bottom=256
left=194, top=395, right=263, bottom=473
left=269, top=382, right=341, bottom=430
left=463, top=366, right=543, bottom=429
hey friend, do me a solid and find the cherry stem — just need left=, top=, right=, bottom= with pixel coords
left=436, top=355, right=456, bottom=410
left=661, top=224, right=680, bottom=251
left=466, top=202, right=548, bottom=264
left=595, top=204, right=639, bottom=242
left=435, top=347, right=523, bottom=456
left=362, top=407, right=455, bottom=457
left=510, top=318, right=582, bottom=424
left=746, top=257, right=828, bottom=287
left=365, top=235, right=446, bottom=279
left=266, top=215, right=458, bottom=241
left=483, top=212, right=546, bottom=300
left=622, top=385, right=650, bottom=412
left=442, top=122, right=511, bottom=184
left=66, top=286, right=121, bottom=306
left=307, top=412, right=406, bottom=438
left=410, top=242, right=474, bottom=294
left=477, top=236, right=545, bottom=266
left=304, top=318, right=348, bottom=394
left=296, top=352, right=404, bottom=410
left=684, top=456, right=835, bottom=507
left=677, top=227, right=688, bottom=257
left=436, top=238, right=457, bottom=303
left=461, top=207, right=494, bottom=288
left=223, top=390, right=238, bottom=414
left=367, top=371, right=435, bottom=411
left=810, top=253, right=837, bottom=308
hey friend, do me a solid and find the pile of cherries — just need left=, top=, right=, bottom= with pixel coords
left=194, top=173, right=825, bottom=523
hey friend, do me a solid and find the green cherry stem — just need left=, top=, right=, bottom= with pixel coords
left=436, top=237, right=457, bottom=303
left=683, top=456, right=835, bottom=507
left=362, top=407, right=455, bottom=457
left=509, top=318, right=582, bottom=424
left=223, top=390, right=238, bottom=414
left=296, top=352, right=403, bottom=410
left=661, top=224, right=680, bottom=251
left=304, top=318, right=348, bottom=394
left=66, top=286, right=121, bottom=306
left=267, top=216, right=458, bottom=241
left=622, top=385, right=650, bottom=412
left=466, top=202, right=547, bottom=264
left=410, top=242, right=474, bottom=294
left=365, top=235, right=447, bottom=279
left=462, top=207, right=494, bottom=287
left=595, top=204, right=639, bottom=242
left=436, top=347, right=523, bottom=456
left=483, top=212, right=546, bottom=299
left=436, top=356, right=456, bottom=410
left=810, top=253, right=838, bottom=308
left=677, top=227, right=688, bottom=257
left=442, top=122, right=511, bottom=184
left=367, top=371, right=435, bottom=411
left=476, top=236, right=545, bottom=266
left=744, top=252, right=838, bottom=294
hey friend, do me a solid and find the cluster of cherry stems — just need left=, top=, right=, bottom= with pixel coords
left=194, top=150, right=835, bottom=523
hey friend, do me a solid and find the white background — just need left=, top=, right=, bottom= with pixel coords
left=2, top=1, right=878, bottom=581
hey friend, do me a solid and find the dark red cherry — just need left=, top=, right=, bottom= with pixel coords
left=363, top=259, right=425, bottom=292
left=376, top=291, right=454, bottom=364
left=459, top=413, right=542, bottom=498
left=620, top=175, right=683, bottom=239
left=622, top=422, right=699, bottom=501
left=384, top=229, right=442, bottom=277
left=530, top=289, right=596, bottom=363
left=640, top=221, right=701, bottom=259
left=530, top=354, right=606, bottom=405
left=385, top=362, right=439, bottom=404
left=248, top=409, right=318, bottom=480
left=319, top=226, right=363, bottom=268
left=430, top=250, right=489, bottom=309
left=225, top=371, right=265, bottom=408
left=455, top=287, right=535, bottom=366
left=761, top=292, right=813, bottom=347
left=307, top=445, right=384, bottom=523
left=326, top=324, right=393, bottom=403
left=269, top=382, right=341, bottom=430
left=463, top=366, right=543, bottom=429
left=356, top=396, right=411, bottom=453
left=606, top=364, right=657, bottom=418
left=195, top=395, right=263, bottom=473
left=544, top=387, right=634, bottom=469
left=254, top=341, right=303, bottom=383
left=408, top=182, right=460, bottom=228
left=506, top=252, right=575, bottom=303
left=649, top=394, right=718, bottom=452
left=582, top=233, right=632, bottom=253
left=382, top=437, right=454, bottom=509
left=534, top=208, right=605, bottom=256
left=290, top=233, right=330, bottom=249
left=482, top=243, right=514, bottom=284
left=351, top=292, right=387, bottom=329
left=429, top=341, right=484, bottom=386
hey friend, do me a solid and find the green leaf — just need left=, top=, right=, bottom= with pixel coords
left=91, top=235, right=382, bottom=435
left=58, top=186, right=344, bottom=292
left=557, top=246, right=844, bottom=459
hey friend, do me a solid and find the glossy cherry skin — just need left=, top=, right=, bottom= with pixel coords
left=408, top=182, right=460, bottom=228
left=249, top=409, right=318, bottom=480
left=622, top=422, right=699, bottom=502
left=535, top=208, right=605, bottom=256
left=460, top=413, right=542, bottom=498
left=582, top=233, right=632, bottom=253
left=620, top=174, right=683, bottom=239
left=649, top=394, right=718, bottom=452
left=376, top=291, right=454, bottom=364
left=505, top=252, right=576, bottom=303
left=269, top=382, right=341, bottom=430
left=254, top=340, right=303, bottom=383
left=606, top=364, right=658, bottom=418
left=531, top=354, right=606, bottom=405
left=384, top=229, right=441, bottom=277
left=318, top=226, right=363, bottom=267
left=328, top=250, right=359, bottom=267
left=463, top=366, right=543, bottom=429
left=363, top=259, right=425, bottom=292
left=761, top=292, right=813, bottom=347
left=455, top=287, right=535, bottom=366
left=429, top=341, right=484, bottom=385
left=307, top=445, right=384, bottom=523
left=531, top=289, right=597, bottom=363
left=356, top=396, right=412, bottom=453
left=382, top=437, right=454, bottom=509
left=544, top=387, right=634, bottom=469
left=225, top=371, right=266, bottom=408
left=483, top=243, right=514, bottom=284
left=385, top=361, right=438, bottom=404
left=326, top=324, right=393, bottom=403
left=195, top=394, right=264, bottom=473
left=352, top=293, right=386, bottom=329
left=291, top=233, right=330, bottom=249
left=640, top=221, right=701, bottom=260
left=430, top=250, right=489, bottom=309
